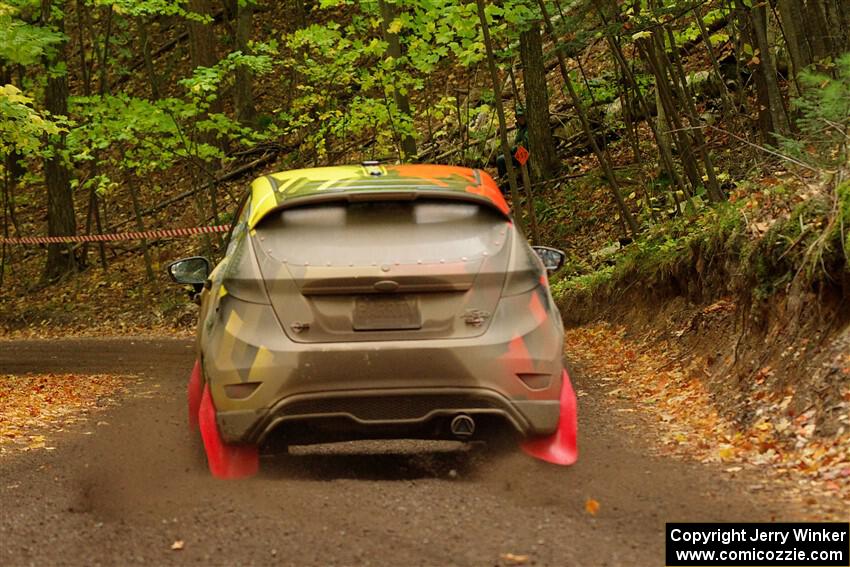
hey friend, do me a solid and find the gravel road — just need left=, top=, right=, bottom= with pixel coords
left=0, top=339, right=799, bottom=566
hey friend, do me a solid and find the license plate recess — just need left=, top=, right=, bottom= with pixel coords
left=353, top=295, right=421, bottom=331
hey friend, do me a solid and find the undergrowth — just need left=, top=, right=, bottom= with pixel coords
left=552, top=174, right=850, bottom=316
left=554, top=57, right=850, bottom=318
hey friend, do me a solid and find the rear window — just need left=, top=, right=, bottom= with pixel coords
left=256, top=200, right=508, bottom=267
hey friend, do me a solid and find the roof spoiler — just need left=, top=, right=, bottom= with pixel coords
left=250, top=189, right=510, bottom=229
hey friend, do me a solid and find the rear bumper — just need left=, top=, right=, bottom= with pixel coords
left=217, top=387, right=561, bottom=444
left=202, top=289, right=564, bottom=444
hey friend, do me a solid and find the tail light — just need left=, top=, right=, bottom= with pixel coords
left=501, top=230, right=546, bottom=297
left=220, top=233, right=269, bottom=304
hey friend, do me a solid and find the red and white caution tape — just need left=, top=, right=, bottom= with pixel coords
left=0, top=224, right=232, bottom=245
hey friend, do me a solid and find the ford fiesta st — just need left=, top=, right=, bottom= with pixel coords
left=168, top=163, right=577, bottom=478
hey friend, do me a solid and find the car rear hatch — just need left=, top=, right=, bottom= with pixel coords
left=252, top=197, right=512, bottom=343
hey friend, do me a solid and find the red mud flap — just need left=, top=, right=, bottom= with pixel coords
left=520, top=369, right=578, bottom=466
left=188, top=360, right=203, bottom=430
left=198, top=383, right=259, bottom=479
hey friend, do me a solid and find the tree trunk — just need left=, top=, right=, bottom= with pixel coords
left=186, top=0, right=224, bottom=154
left=694, top=4, right=738, bottom=119
left=606, top=41, right=689, bottom=201
left=234, top=0, right=256, bottom=126
left=41, top=0, right=77, bottom=283
left=220, top=0, right=237, bottom=28
left=0, top=65, right=24, bottom=238
left=97, top=6, right=113, bottom=96
left=810, top=0, right=836, bottom=60
left=187, top=0, right=218, bottom=69
left=475, top=0, right=524, bottom=234
left=802, top=0, right=829, bottom=62
left=593, top=3, right=690, bottom=201
left=776, top=0, right=811, bottom=79
left=138, top=17, right=160, bottom=100
left=654, top=87, right=676, bottom=189
left=3, top=151, right=23, bottom=237
left=519, top=162, right=541, bottom=245
left=138, top=18, right=160, bottom=99
left=74, top=0, right=92, bottom=96
left=664, top=25, right=723, bottom=202
left=378, top=0, right=417, bottom=160
left=747, top=1, right=790, bottom=139
left=127, top=178, right=155, bottom=283
left=1, top=166, right=10, bottom=288
left=518, top=23, right=558, bottom=181
left=639, top=35, right=703, bottom=197
left=835, top=0, right=850, bottom=53
left=537, top=0, right=638, bottom=237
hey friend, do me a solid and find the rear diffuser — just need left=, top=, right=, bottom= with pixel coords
left=520, top=369, right=578, bottom=465
left=188, top=360, right=203, bottom=430
left=198, top=383, right=259, bottom=479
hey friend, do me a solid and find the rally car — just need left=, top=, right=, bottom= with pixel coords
left=168, top=163, right=577, bottom=478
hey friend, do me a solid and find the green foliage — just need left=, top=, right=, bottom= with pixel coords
left=180, top=45, right=275, bottom=111
left=280, top=0, right=539, bottom=160
left=66, top=91, right=271, bottom=196
left=550, top=264, right=614, bottom=299
left=0, top=84, right=62, bottom=155
left=110, top=0, right=189, bottom=18
left=0, top=1, right=65, bottom=66
left=672, top=6, right=729, bottom=46
left=554, top=169, right=850, bottom=313
left=571, top=72, right=619, bottom=107
left=67, top=94, right=195, bottom=187
left=780, top=53, right=850, bottom=169
left=552, top=198, right=747, bottom=305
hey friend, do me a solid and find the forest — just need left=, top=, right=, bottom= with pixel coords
left=0, top=0, right=849, bottom=558
left=0, top=0, right=848, bottom=304
left=0, top=0, right=846, bottom=272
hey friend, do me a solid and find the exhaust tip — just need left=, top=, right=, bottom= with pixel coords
left=450, top=414, right=476, bottom=438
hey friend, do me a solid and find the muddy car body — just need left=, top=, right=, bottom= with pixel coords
left=169, top=164, right=577, bottom=477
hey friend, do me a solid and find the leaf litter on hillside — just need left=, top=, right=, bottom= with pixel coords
left=0, top=373, right=127, bottom=455
left=566, top=323, right=850, bottom=517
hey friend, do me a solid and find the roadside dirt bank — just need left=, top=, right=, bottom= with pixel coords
left=560, top=284, right=850, bottom=516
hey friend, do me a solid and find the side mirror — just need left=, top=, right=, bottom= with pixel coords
left=532, top=246, right=566, bottom=273
left=167, top=256, right=210, bottom=285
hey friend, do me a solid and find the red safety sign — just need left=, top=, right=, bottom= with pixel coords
left=514, top=145, right=530, bottom=166
left=0, top=224, right=232, bottom=245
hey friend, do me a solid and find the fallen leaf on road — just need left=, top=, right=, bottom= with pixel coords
left=0, top=373, right=125, bottom=455
left=500, top=553, right=529, bottom=565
